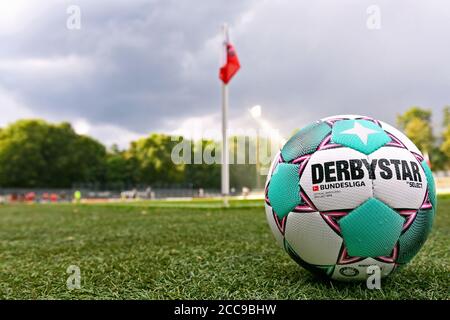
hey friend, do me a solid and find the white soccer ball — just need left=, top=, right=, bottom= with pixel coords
left=265, top=115, right=436, bottom=281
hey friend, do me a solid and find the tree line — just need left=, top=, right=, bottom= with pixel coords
left=0, top=107, right=448, bottom=189
left=0, top=119, right=257, bottom=189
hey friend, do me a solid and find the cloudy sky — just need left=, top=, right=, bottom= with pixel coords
left=0, top=0, right=449, bottom=147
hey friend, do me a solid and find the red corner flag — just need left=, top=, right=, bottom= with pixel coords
left=219, top=43, right=240, bottom=84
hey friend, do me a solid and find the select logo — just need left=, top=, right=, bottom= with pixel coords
left=312, top=185, right=319, bottom=192
left=339, top=267, right=360, bottom=277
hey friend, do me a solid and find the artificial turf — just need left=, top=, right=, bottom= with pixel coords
left=0, top=197, right=448, bottom=299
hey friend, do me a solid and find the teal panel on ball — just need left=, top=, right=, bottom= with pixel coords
left=421, top=160, right=437, bottom=209
left=281, top=121, right=331, bottom=162
left=339, top=198, right=404, bottom=257
left=397, top=208, right=435, bottom=264
left=331, top=119, right=391, bottom=155
left=267, top=163, right=301, bottom=219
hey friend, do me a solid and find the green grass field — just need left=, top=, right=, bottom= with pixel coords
left=0, top=197, right=448, bottom=300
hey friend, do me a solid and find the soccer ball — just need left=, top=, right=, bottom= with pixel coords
left=265, top=115, right=436, bottom=281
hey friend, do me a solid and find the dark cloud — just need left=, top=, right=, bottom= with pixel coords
left=0, top=0, right=449, bottom=145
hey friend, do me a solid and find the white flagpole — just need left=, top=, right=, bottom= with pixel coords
left=221, top=24, right=230, bottom=202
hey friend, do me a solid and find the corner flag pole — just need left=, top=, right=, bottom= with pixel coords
left=221, top=24, right=230, bottom=197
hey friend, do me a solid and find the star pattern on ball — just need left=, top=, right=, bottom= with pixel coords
left=340, top=121, right=380, bottom=145
left=331, top=119, right=391, bottom=154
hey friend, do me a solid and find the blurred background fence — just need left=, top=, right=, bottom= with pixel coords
left=1, top=173, right=449, bottom=204
left=0, top=186, right=240, bottom=203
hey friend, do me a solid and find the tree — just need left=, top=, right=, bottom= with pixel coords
left=105, top=147, right=132, bottom=189
left=0, top=119, right=106, bottom=188
left=397, top=107, right=432, bottom=129
left=397, top=107, right=433, bottom=154
left=441, top=106, right=450, bottom=164
left=442, top=129, right=450, bottom=160
left=444, top=106, right=450, bottom=127
left=126, top=134, right=185, bottom=186
left=184, top=139, right=221, bottom=188
left=403, top=117, right=434, bottom=153
left=430, top=146, right=448, bottom=170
